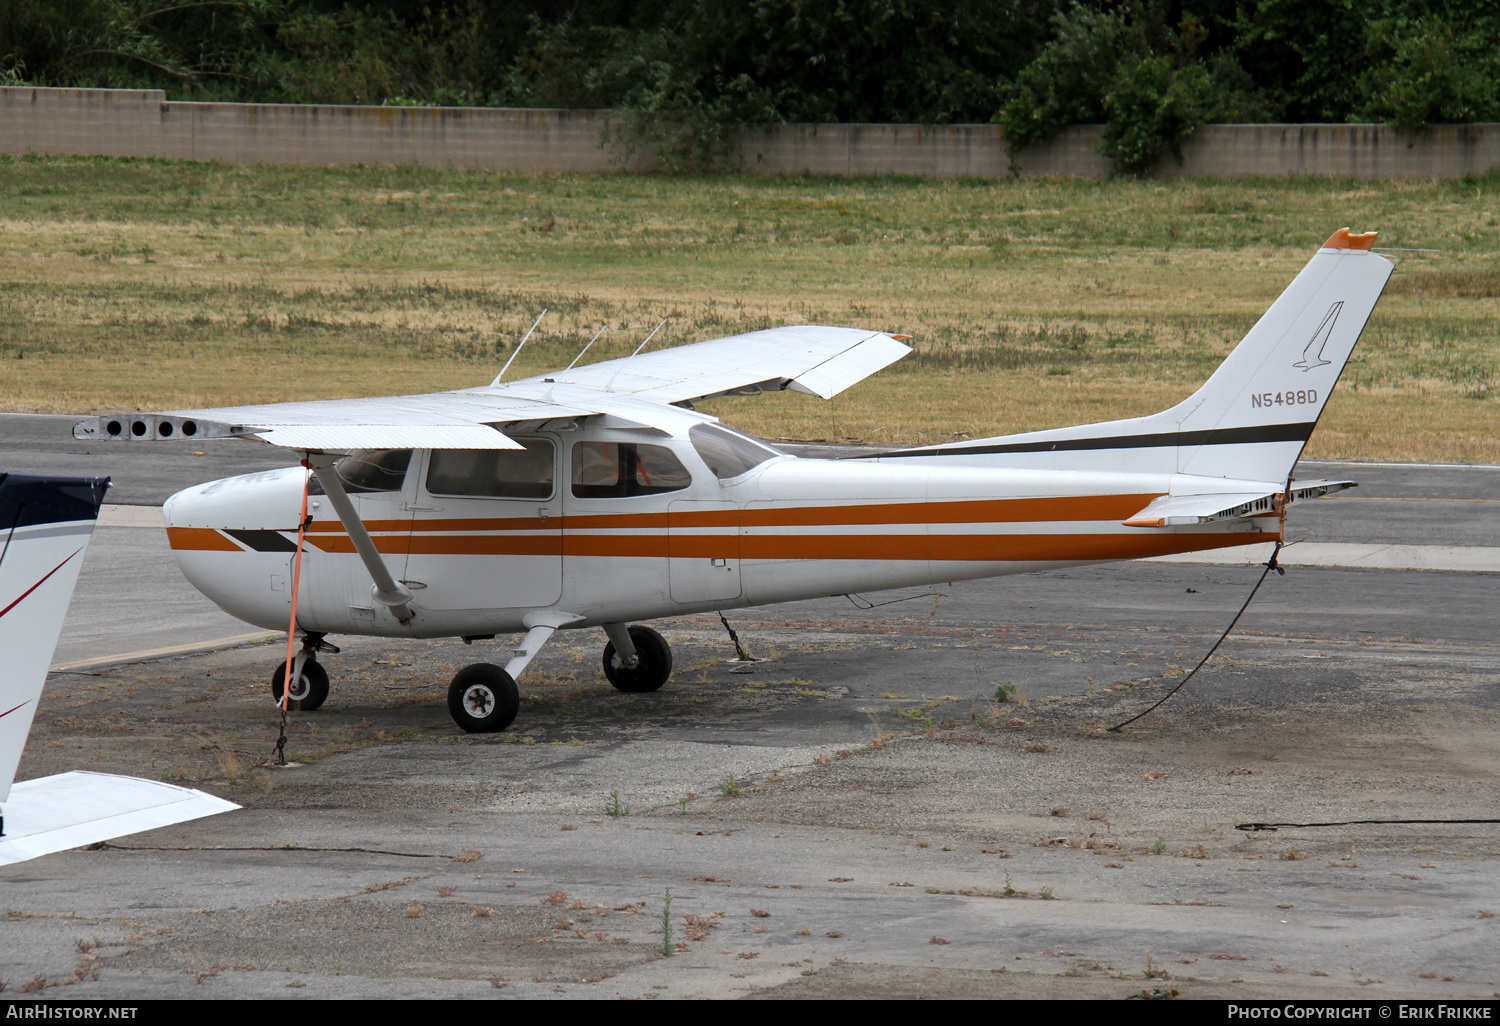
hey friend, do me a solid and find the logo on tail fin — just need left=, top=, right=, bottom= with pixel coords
left=1294, top=302, right=1343, bottom=371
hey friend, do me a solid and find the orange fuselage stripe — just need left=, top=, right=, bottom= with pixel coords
left=165, top=527, right=244, bottom=552
left=177, top=528, right=1278, bottom=563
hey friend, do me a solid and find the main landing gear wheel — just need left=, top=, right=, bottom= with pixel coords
left=270, top=659, right=330, bottom=712
left=602, top=625, right=673, bottom=693
left=448, top=663, right=520, bottom=733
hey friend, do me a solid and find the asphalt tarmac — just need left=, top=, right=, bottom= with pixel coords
left=2, top=412, right=1498, bottom=1000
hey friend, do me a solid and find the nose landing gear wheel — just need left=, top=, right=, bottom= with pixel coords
left=270, top=659, right=330, bottom=712
left=602, top=625, right=673, bottom=693
left=448, top=663, right=520, bottom=733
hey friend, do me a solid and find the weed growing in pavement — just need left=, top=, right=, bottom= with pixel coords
left=605, top=792, right=631, bottom=817
left=720, top=774, right=743, bottom=797
left=1142, top=952, right=1173, bottom=981
left=659, top=889, right=674, bottom=957
left=896, top=707, right=934, bottom=731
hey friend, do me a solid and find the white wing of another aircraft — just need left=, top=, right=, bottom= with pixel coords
left=0, top=472, right=237, bottom=867
left=72, top=326, right=910, bottom=451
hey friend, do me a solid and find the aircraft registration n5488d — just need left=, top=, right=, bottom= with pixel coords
left=76, top=229, right=1393, bottom=733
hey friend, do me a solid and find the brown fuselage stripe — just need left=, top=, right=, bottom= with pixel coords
left=295, top=493, right=1164, bottom=535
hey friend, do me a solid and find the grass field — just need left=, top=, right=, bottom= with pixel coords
left=1, top=155, right=1497, bottom=461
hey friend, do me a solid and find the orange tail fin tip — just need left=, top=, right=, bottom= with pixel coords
left=1322, top=228, right=1378, bottom=250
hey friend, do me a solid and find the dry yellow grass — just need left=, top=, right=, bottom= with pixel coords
left=1, top=156, right=1497, bottom=462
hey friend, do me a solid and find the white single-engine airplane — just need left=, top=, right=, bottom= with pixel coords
left=74, top=229, right=1392, bottom=734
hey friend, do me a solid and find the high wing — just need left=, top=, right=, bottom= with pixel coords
left=73, top=326, right=910, bottom=450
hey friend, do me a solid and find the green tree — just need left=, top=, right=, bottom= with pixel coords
left=1356, top=14, right=1500, bottom=131
left=1, top=0, right=285, bottom=98
left=997, top=5, right=1130, bottom=153
left=272, top=1, right=497, bottom=106
left=998, top=3, right=1270, bottom=175
left=1102, top=54, right=1217, bottom=174
left=1234, top=0, right=1365, bottom=123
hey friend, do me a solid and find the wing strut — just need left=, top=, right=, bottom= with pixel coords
left=305, top=453, right=415, bottom=624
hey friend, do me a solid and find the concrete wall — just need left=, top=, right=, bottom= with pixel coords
left=1164, top=123, right=1500, bottom=179
left=4, top=86, right=1500, bottom=179
left=0, top=86, right=644, bottom=171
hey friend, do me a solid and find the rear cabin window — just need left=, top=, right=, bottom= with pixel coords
left=426, top=439, right=555, bottom=498
left=571, top=441, right=692, bottom=498
left=689, top=423, right=786, bottom=480
left=312, top=449, right=412, bottom=494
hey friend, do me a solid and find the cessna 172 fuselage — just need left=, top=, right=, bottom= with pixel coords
left=76, top=229, right=1394, bottom=733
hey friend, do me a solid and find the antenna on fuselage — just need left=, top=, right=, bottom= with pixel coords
left=492, top=309, right=548, bottom=386
left=606, top=318, right=667, bottom=391
left=564, top=325, right=608, bottom=371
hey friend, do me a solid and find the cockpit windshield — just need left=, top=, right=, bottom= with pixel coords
left=308, top=449, right=413, bottom=495
left=688, top=424, right=787, bottom=481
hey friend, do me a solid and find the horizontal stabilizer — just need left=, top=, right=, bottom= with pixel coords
left=1124, top=492, right=1279, bottom=528
left=0, top=771, right=238, bottom=867
left=1286, top=479, right=1357, bottom=502
left=1124, top=479, right=1356, bottom=527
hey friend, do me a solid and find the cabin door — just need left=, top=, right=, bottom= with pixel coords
left=402, top=439, right=563, bottom=612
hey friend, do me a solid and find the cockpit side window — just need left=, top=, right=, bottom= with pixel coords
left=309, top=449, right=412, bottom=495
left=688, top=423, right=786, bottom=480
left=571, top=441, right=692, bottom=498
left=426, top=438, right=556, bottom=498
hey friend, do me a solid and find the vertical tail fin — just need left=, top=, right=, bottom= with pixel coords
left=877, top=229, right=1395, bottom=484
left=1170, top=228, right=1394, bottom=481
left=0, top=472, right=238, bottom=865
left=0, top=473, right=110, bottom=803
